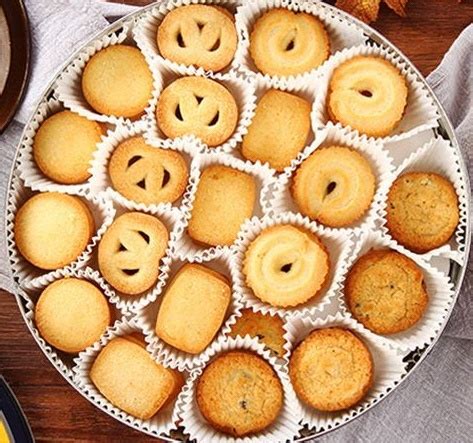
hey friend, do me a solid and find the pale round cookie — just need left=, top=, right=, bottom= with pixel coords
left=157, top=5, right=237, bottom=72
left=108, top=136, right=188, bottom=205
left=292, top=146, right=376, bottom=227
left=82, top=45, right=153, bottom=118
left=196, top=351, right=283, bottom=437
left=156, top=76, right=238, bottom=147
left=386, top=172, right=459, bottom=253
left=327, top=56, right=408, bottom=137
left=14, top=193, right=95, bottom=270
left=33, top=111, right=104, bottom=184
left=243, top=225, right=330, bottom=308
left=250, top=8, right=330, bottom=77
left=36, top=278, right=110, bottom=353
left=289, top=327, right=373, bottom=412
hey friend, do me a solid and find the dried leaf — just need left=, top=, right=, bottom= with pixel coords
left=384, top=0, right=408, bottom=17
left=335, top=0, right=381, bottom=23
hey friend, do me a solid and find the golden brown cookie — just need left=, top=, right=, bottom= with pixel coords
left=156, top=263, right=231, bottom=354
left=157, top=5, right=237, bottom=72
left=345, top=249, right=429, bottom=335
left=156, top=76, right=238, bottom=147
left=36, top=278, right=110, bottom=353
left=14, top=192, right=94, bottom=270
left=243, top=225, right=330, bottom=308
left=289, top=327, right=373, bottom=412
left=229, top=309, right=285, bottom=357
left=386, top=172, right=459, bottom=253
left=82, top=45, right=153, bottom=118
left=327, top=56, right=408, bottom=137
left=250, top=8, right=330, bottom=77
left=108, top=136, right=188, bottom=205
left=196, top=351, right=283, bottom=437
left=33, top=111, right=104, bottom=184
left=292, top=146, right=376, bottom=227
left=188, top=165, right=256, bottom=246
left=241, top=89, right=312, bottom=171
left=98, top=212, right=168, bottom=295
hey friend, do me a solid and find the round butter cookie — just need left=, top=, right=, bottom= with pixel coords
left=36, top=278, right=110, bottom=353
left=243, top=225, right=330, bottom=308
left=156, top=76, right=238, bottom=147
left=292, top=146, right=376, bottom=227
left=386, top=172, right=459, bottom=253
left=34, top=111, right=104, bottom=184
left=108, top=136, right=188, bottom=206
left=345, top=249, right=429, bottom=335
left=290, top=327, right=373, bottom=412
left=82, top=45, right=153, bottom=118
left=196, top=351, right=283, bottom=437
left=249, top=8, right=330, bottom=77
left=14, top=193, right=94, bottom=270
left=327, top=56, right=408, bottom=137
left=157, top=5, right=237, bottom=72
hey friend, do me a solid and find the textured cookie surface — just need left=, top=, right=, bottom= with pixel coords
left=156, top=263, right=231, bottom=354
left=156, top=76, right=238, bottom=147
left=328, top=56, right=408, bottom=137
left=188, top=165, right=256, bottom=246
left=82, top=45, right=153, bottom=118
left=242, top=89, right=311, bottom=171
left=34, top=111, right=104, bottom=184
left=345, top=249, right=428, bottom=335
left=108, top=136, right=188, bottom=205
left=243, top=225, right=330, bottom=308
left=292, top=146, right=376, bottom=227
left=14, top=192, right=94, bottom=270
left=98, top=212, right=168, bottom=295
left=157, top=5, right=237, bottom=72
left=250, top=8, right=330, bottom=76
left=36, top=278, right=110, bottom=353
left=386, top=172, right=459, bottom=253
left=196, top=351, right=283, bottom=437
left=289, top=327, right=373, bottom=412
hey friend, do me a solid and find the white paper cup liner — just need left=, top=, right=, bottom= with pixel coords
left=180, top=335, right=302, bottom=443
left=312, top=43, right=440, bottom=143
left=338, top=230, right=455, bottom=352
left=73, top=316, right=188, bottom=438
left=234, top=0, right=368, bottom=87
left=379, top=136, right=469, bottom=265
left=283, top=312, right=406, bottom=432
left=232, top=212, right=353, bottom=318
left=135, top=250, right=244, bottom=371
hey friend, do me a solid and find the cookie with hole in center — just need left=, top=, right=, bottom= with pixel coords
left=108, top=136, right=188, bottom=206
left=156, top=76, right=238, bottom=147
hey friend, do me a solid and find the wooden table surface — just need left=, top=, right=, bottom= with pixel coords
left=1, top=0, right=472, bottom=441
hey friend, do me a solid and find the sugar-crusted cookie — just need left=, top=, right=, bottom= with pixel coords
left=14, top=192, right=94, bottom=270
left=345, top=249, right=429, bottom=335
left=82, top=45, right=153, bottom=118
left=36, top=278, right=110, bottom=353
left=108, top=136, right=188, bottom=206
left=386, top=172, right=459, bottom=253
left=327, top=56, right=408, bottom=137
left=241, top=89, right=312, bottom=171
left=155, top=263, right=231, bottom=354
left=292, top=146, right=376, bottom=227
left=33, top=111, right=104, bottom=184
left=98, top=212, right=168, bottom=295
left=196, top=351, right=283, bottom=437
left=289, top=327, right=373, bottom=412
left=188, top=165, right=256, bottom=246
left=243, top=225, right=330, bottom=308
left=156, top=76, right=238, bottom=147
left=157, top=5, right=237, bottom=72
left=250, top=8, right=330, bottom=77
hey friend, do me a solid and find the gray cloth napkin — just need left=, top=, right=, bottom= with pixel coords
left=0, top=2, right=471, bottom=441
